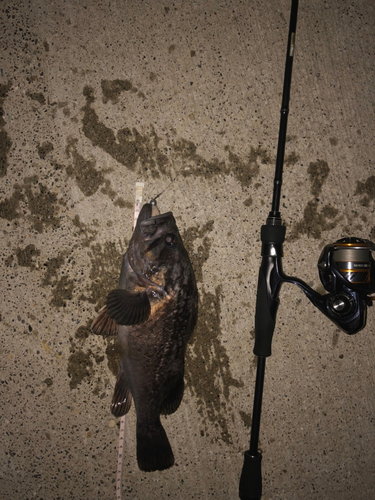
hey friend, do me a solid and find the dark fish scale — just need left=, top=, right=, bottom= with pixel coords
left=91, top=202, right=198, bottom=472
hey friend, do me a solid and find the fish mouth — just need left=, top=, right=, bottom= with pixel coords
left=138, top=203, right=174, bottom=234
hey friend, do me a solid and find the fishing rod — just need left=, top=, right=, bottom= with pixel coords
left=239, top=0, right=375, bottom=498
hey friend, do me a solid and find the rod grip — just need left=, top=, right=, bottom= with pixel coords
left=239, top=451, right=262, bottom=500
left=254, top=264, right=279, bottom=357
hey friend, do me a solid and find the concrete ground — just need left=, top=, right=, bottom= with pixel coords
left=1, top=0, right=374, bottom=499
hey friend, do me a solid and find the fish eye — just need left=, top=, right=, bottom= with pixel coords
left=165, top=233, right=176, bottom=246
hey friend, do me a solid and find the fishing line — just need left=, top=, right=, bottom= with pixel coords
left=150, top=179, right=175, bottom=205
left=116, top=181, right=145, bottom=500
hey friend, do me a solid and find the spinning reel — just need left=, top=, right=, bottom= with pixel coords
left=254, top=230, right=375, bottom=358
left=316, top=237, right=375, bottom=332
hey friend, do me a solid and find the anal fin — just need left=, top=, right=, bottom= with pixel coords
left=160, top=375, right=184, bottom=416
left=111, top=371, right=133, bottom=418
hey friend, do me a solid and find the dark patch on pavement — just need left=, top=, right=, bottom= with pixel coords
left=185, top=286, right=244, bottom=445
left=101, top=79, right=137, bottom=104
left=354, top=175, right=375, bottom=206
left=308, top=160, right=330, bottom=197
left=289, top=200, right=339, bottom=240
left=182, top=220, right=214, bottom=283
left=0, top=82, right=13, bottom=177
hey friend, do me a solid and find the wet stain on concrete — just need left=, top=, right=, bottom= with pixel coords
left=80, top=83, right=266, bottom=187
left=308, top=160, right=330, bottom=197
left=41, top=252, right=75, bottom=308
left=67, top=324, right=106, bottom=390
left=0, top=82, right=13, bottom=177
left=226, top=146, right=267, bottom=188
left=16, top=244, right=41, bottom=270
left=289, top=200, right=339, bottom=240
left=289, top=160, right=339, bottom=239
left=4, top=254, right=14, bottom=267
left=105, top=338, right=122, bottom=377
left=23, top=177, right=62, bottom=232
left=74, top=324, right=92, bottom=342
left=101, top=79, right=137, bottom=104
left=26, top=91, right=46, bottom=105
left=182, top=220, right=214, bottom=283
left=185, top=286, right=244, bottom=445
left=173, top=139, right=267, bottom=188
left=42, top=254, right=66, bottom=284
left=71, top=215, right=99, bottom=247
left=65, top=138, right=106, bottom=196
left=182, top=218, right=242, bottom=444
left=82, top=85, right=169, bottom=179
left=239, top=410, right=252, bottom=429
left=329, top=137, right=338, bottom=146
left=49, top=276, right=74, bottom=308
left=0, top=184, right=24, bottom=221
left=37, top=141, right=54, bottom=160
left=64, top=225, right=131, bottom=392
left=11, top=244, right=75, bottom=307
left=68, top=340, right=94, bottom=389
left=354, top=175, right=375, bottom=206
left=100, top=179, right=117, bottom=199
left=0, top=177, right=63, bottom=232
left=114, top=197, right=132, bottom=209
left=284, top=151, right=300, bottom=166
left=80, top=240, right=125, bottom=308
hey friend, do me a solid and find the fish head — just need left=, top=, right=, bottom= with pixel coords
left=129, top=203, right=186, bottom=285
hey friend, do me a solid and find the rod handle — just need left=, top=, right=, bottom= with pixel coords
left=253, top=263, right=280, bottom=357
left=253, top=223, right=285, bottom=357
left=239, top=451, right=262, bottom=500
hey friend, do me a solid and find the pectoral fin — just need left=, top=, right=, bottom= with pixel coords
left=106, top=289, right=151, bottom=325
left=111, top=371, right=133, bottom=417
left=91, top=306, right=118, bottom=336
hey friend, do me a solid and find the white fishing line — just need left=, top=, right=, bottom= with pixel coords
left=115, top=181, right=145, bottom=500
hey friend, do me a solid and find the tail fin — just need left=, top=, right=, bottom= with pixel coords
left=136, top=420, right=174, bottom=472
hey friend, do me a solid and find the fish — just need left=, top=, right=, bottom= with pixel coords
left=91, top=201, right=198, bottom=472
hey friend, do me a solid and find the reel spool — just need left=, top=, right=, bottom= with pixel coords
left=318, top=237, right=375, bottom=296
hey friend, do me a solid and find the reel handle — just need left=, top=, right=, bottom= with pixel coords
left=290, top=279, right=369, bottom=334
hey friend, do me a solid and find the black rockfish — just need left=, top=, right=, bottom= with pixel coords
left=91, top=201, right=198, bottom=472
